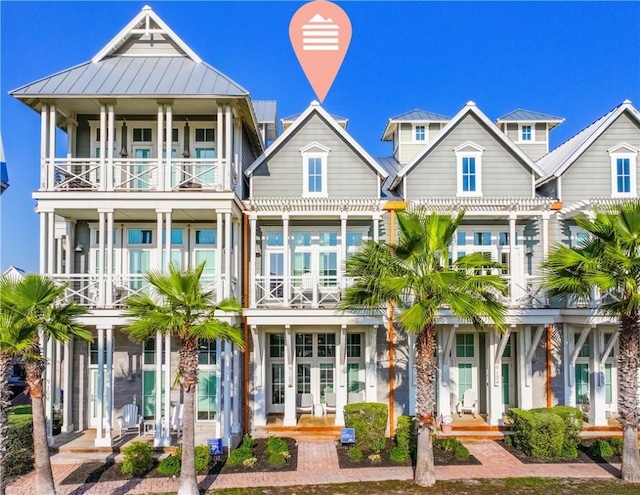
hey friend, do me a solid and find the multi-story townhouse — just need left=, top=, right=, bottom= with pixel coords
left=10, top=5, right=640, bottom=451
left=9, top=6, right=274, bottom=448
left=537, top=100, right=640, bottom=426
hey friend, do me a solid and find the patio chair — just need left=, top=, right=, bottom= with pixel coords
left=117, top=403, right=142, bottom=439
left=324, top=392, right=336, bottom=416
left=296, top=393, right=314, bottom=414
left=457, top=388, right=477, bottom=417
left=170, top=404, right=184, bottom=438
left=347, top=391, right=364, bottom=404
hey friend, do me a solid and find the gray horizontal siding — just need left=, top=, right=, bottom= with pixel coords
left=561, top=112, right=640, bottom=204
left=405, top=113, right=535, bottom=199
left=535, top=123, right=547, bottom=143
left=252, top=113, right=379, bottom=198
left=400, top=143, right=426, bottom=164
left=517, top=143, right=548, bottom=162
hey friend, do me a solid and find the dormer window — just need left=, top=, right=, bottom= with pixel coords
left=454, top=142, right=484, bottom=197
left=609, top=143, right=638, bottom=197
left=520, top=125, right=533, bottom=142
left=414, top=125, right=426, bottom=142
left=300, top=142, right=330, bottom=197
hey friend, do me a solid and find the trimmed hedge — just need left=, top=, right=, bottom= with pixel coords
left=507, top=408, right=564, bottom=460
left=395, top=415, right=416, bottom=458
left=5, top=413, right=34, bottom=479
left=344, top=403, right=388, bottom=451
left=532, top=406, right=582, bottom=457
left=121, top=441, right=154, bottom=477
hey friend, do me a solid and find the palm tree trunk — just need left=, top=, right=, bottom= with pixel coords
left=414, top=324, right=438, bottom=487
left=178, top=339, right=199, bottom=495
left=25, top=358, right=56, bottom=495
left=0, top=352, right=11, bottom=495
left=619, top=315, right=640, bottom=482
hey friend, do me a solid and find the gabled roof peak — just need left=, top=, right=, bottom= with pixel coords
left=623, top=99, right=632, bottom=105
left=91, top=5, right=202, bottom=64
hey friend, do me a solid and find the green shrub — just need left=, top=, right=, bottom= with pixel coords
left=532, top=406, right=583, bottom=456
left=561, top=442, right=578, bottom=459
left=241, top=434, right=256, bottom=450
left=268, top=452, right=287, bottom=467
left=590, top=439, right=614, bottom=459
left=507, top=408, right=564, bottom=460
left=453, top=444, right=470, bottom=461
left=389, top=445, right=409, bottom=463
left=194, top=445, right=212, bottom=473
left=228, top=447, right=252, bottom=467
left=121, top=441, right=154, bottom=477
left=610, top=437, right=623, bottom=456
left=437, top=437, right=459, bottom=452
left=5, top=415, right=34, bottom=479
left=395, top=415, right=416, bottom=457
left=347, top=446, right=363, bottom=461
left=371, top=437, right=387, bottom=454
left=344, top=403, right=388, bottom=451
left=504, top=435, right=513, bottom=446
left=157, top=455, right=181, bottom=476
left=265, top=435, right=289, bottom=455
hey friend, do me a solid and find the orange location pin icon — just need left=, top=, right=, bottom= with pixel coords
left=289, top=0, right=352, bottom=103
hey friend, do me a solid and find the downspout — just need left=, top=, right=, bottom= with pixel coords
left=242, top=212, right=250, bottom=433
left=546, top=325, right=552, bottom=409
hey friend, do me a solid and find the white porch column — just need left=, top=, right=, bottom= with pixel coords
left=45, top=334, right=55, bottom=446
left=517, top=325, right=545, bottom=411
left=251, top=326, right=267, bottom=426
left=164, top=103, right=173, bottom=191
left=56, top=239, right=63, bottom=274
left=215, top=339, right=223, bottom=438
left=282, top=213, right=290, bottom=307
left=373, top=213, right=380, bottom=242
left=249, top=214, right=257, bottom=307
left=365, top=326, right=378, bottom=403
left=487, top=328, right=511, bottom=425
left=232, top=218, right=240, bottom=298
left=40, top=103, right=49, bottom=190
left=95, top=327, right=105, bottom=445
left=541, top=212, right=550, bottom=260
left=48, top=103, right=56, bottom=191
left=39, top=211, right=47, bottom=273
left=164, top=211, right=172, bottom=270
left=589, top=327, right=607, bottom=426
left=104, top=326, right=113, bottom=444
left=55, top=340, right=63, bottom=409
left=106, top=210, right=114, bottom=307
left=106, top=103, right=115, bottom=190
left=153, top=331, right=163, bottom=446
left=408, top=333, right=416, bottom=416
left=224, top=213, right=232, bottom=298
left=62, top=338, right=74, bottom=433
left=99, top=103, right=107, bottom=190
left=223, top=340, right=232, bottom=447
left=225, top=105, right=232, bottom=190
left=216, top=212, right=223, bottom=298
left=509, top=212, right=517, bottom=305
left=157, top=103, right=165, bottom=191
left=47, top=211, right=55, bottom=275
left=335, top=325, right=347, bottom=426
left=66, top=117, right=77, bottom=158
left=232, top=344, right=241, bottom=435
left=156, top=210, right=164, bottom=271
left=162, top=334, right=171, bottom=446
left=437, top=326, right=456, bottom=418
left=283, top=325, right=297, bottom=426
left=340, top=213, right=347, bottom=281
left=217, top=105, right=223, bottom=189
left=98, top=210, right=106, bottom=306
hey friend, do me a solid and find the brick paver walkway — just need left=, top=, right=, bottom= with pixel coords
left=5, top=440, right=621, bottom=495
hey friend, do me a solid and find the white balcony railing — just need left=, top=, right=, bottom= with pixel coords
left=254, top=275, right=355, bottom=308
left=51, top=274, right=231, bottom=309
left=50, top=158, right=228, bottom=192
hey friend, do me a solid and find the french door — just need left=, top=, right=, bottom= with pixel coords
left=89, top=369, right=110, bottom=428
left=295, top=333, right=336, bottom=406
left=133, top=147, right=152, bottom=190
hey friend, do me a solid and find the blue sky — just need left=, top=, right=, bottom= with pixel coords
left=1, top=1, right=639, bottom=273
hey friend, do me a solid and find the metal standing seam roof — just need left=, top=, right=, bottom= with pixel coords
left=282, top=111, right=348, bottom=123
left=496, top=109, right=564, bottom=122
left=388, top=109, right=451, bottom=121
left=252, top=101, right=278, bottom=123
left=10, top=56, right=249, bottom=97
left=536, top=102, right=630, bottom=181
left=375, top=157, right=403, bottom=199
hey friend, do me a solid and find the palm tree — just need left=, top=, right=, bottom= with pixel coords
left=339, top=207, right=507, bottom=486
left=544, top=201, right=640, bottom=482
left=123, top=263, right=243, bottom=495
left=0, top=275, right=90, bottom=495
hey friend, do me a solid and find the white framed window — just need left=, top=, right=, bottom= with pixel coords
left=609, top=143, right=638, bottom=198
left=300, top=142, right=330, bottom=197
left=519, top=124, right=534, bottom=142
left=197, top=339, right=218, bottom=421
left=414, top=125, right=426, bottom=142
left=454, top=142, right=484, bottom=197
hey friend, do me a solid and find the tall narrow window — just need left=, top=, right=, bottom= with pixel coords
left=609, top=143, right=638, bottom=197
left=300, top=142, right=330, bottom=197
left=455, top=142, right=483, bottom=196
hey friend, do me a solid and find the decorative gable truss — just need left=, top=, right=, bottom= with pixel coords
left=454, top=141, right=484, bottom=197
left=609, top=143, right=639, bottom=198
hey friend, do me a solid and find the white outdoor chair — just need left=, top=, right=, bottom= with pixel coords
left=170, top=404, right=184, bottom=438
left=324, top=392, right=337, bottom=416
left=457, top=389, right=477, bottom=417
left=296, top=393, right=314, bottom=414
left=117, top=403, right=142, bottom=439
left=347, top=391, right=364, bottom=404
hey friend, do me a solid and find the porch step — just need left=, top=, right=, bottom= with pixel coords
left=254, top=425, right=341, bottom=441
left=452, top=425, right=511, bottom=432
